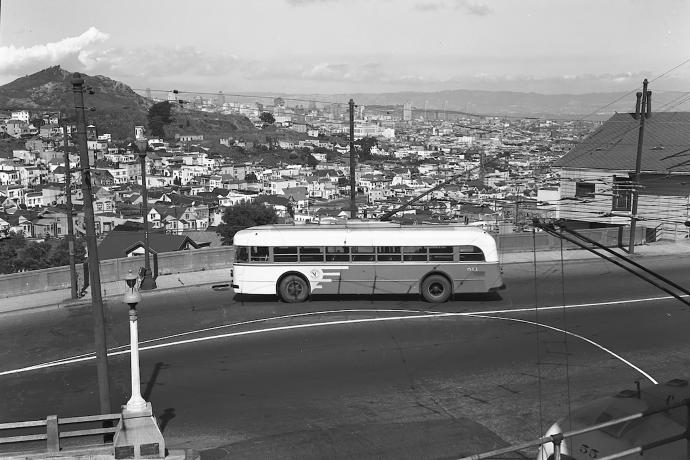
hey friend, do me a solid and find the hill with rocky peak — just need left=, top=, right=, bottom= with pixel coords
left=0, top=66, right=255, bottom=140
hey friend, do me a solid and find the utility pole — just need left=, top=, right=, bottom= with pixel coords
left=514, top=188, right=520, bottom=231
left=349, top=99, right=357, bottom=219
left=72, top=73, right=111, bottom=414
left=63, top=125, right=78, bottom=299
left=628, top=79, right=651, bottom=254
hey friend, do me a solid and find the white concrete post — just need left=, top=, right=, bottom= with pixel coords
left=126, top=307, right=147, bottom=412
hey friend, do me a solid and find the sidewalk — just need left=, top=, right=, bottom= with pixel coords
left=0, top=267, right=233, bottom=315
left=1, top=239, right=688, bottom=315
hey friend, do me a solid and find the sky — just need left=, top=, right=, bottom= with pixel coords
left=0, top=0, right=689, bottom=96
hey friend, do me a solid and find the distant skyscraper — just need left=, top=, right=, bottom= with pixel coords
left=274, top=97, right=285, bottom=108
left=217, top=90, right=225, bottom=106
left=403, top=102, right=412, bottom=121
left=145, top=87, right=152, bottom=100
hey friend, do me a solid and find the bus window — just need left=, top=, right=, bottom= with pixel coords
left=459, top=245, right=485, bottom=261
left=429, top=246, right=454, bottom=261
left=300, top=246, right=324, bottom=262
left=326, top=246, right=350, bottom=262
left=377, top=246, right=401, bottom=261
left=250, top=246, right=269, bottom=262
left=235, top=247, right=248, bottom=262
left=352, top=246, right=375, bottom=261
left=274, top=246, right=298, bottom=262
left=403, top=246, right=427, bottom=261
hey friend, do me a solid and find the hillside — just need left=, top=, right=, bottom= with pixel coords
left=0, top=66, right=256, bottom=140
left=284, top=88, right=689, bottom=119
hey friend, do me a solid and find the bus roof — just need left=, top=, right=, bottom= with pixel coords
left=233, top=223, right=499, bottom=261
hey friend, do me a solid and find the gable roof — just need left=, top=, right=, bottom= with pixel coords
left=97, top=231, right=200, bottom=260
left=553, top=112, right=690, bottom=173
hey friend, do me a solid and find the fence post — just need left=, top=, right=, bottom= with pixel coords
left=46, top=414, right=60, bottom=453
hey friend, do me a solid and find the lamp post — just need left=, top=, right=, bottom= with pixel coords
left=114, top=271, right=165, bottom=458
left=135, top=140, right=156, bottom=290
left=122, top=271, right=145, bottom=412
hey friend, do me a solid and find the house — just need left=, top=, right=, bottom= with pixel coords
left=97, top=230, right=203, bottom=260
left=553, top=112, right=690, bottom=240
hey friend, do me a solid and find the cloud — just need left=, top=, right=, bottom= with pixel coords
left=0, top=27, right=109, bottom=74
left=414, top=0, right=491, bottom=15
left=76, top=46, right=246, bottom=81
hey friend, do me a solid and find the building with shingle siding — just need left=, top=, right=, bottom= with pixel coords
left=553, top=112, right=690, bottom=240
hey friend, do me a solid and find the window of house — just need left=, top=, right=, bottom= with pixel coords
left=575, top=182, right=595, bottom=198
left=612, top=176, right=632, bottom=211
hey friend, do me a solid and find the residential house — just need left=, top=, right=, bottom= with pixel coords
left=553, top=112, right=690, bottom=240
left=97, top=230, right=203, bottom=260
left=0, top=184, right=25, bottom=205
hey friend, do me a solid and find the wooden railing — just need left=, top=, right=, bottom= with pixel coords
left=0, top=413, right=121, bottom=455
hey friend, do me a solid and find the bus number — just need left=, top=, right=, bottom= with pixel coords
left=579, top=444, right=598, bottom=458
left=466, top=266, right=478, bottom=271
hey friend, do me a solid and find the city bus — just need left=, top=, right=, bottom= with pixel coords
left=230, top=222, right=504, bottom=303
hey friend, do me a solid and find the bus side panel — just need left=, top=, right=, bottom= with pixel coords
left=313, top=264, right=376, bottom=295
left=452, top=263, right=504, bottom=293
left=372, top=263, right=424, bottom=295
left=232, top=264, right=280, bottom=295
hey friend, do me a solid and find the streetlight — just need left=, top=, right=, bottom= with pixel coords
left=122, top=270, right=145, bottom=412
left=135, top=140, right=156, bottom=290
left=114, top=270, right=166, bottom=458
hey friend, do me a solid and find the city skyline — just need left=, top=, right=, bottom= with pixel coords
left=0, top=0, right=688, bottom=96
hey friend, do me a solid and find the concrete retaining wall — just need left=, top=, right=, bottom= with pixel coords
left=0, top=247, right=235, bottom=299
left=0, top=226, right=646, bottom=299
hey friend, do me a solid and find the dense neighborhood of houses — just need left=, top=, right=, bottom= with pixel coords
left=1, top=100, right=688, bottom=264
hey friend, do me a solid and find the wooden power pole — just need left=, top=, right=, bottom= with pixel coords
left=349, top=99, right=357, bottom=219
left=72, top=73, right=111, bottom=414
left=628, top=79, right=652, bottom=254
left=63, top=125, right=78, bottom=299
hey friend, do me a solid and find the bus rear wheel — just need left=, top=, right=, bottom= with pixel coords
left=421, top=274, right=451, bottom=303
left=279, top=274, right=310, bottom=303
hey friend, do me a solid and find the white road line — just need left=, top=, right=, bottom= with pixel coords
left=0, top=297, right=662, bottom=379
left=466, top=313, right=658, bottom=384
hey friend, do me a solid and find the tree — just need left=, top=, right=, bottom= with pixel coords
left=305, top=153, right=319, bottom=167
left=245, top=172, right=258, bottom=183
left=355, top=136, right=378, bottom=160
left=147, top=101, right=174, bottom=138
left=259, top=111, right=275, bottom=125
left=217, top=201, right=278, bottom=245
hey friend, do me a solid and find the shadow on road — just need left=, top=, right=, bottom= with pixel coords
left=232, top=292, right=503, bottom=305
left=143, top=361, right=170, bottom=400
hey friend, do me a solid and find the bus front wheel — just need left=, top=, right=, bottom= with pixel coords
left=421, top=274, right=451, bottom=303
left=279, top=274, right=310, bottom=303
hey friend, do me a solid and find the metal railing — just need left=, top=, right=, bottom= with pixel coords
left=0, top=413, right=121, bottom=455
left=458, top=399, right=690, bottom=460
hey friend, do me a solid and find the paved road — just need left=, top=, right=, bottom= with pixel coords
left=0, top=254, right=689, bottom=458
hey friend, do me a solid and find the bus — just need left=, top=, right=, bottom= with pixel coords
left=231, top=222, right=504, bottom=303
